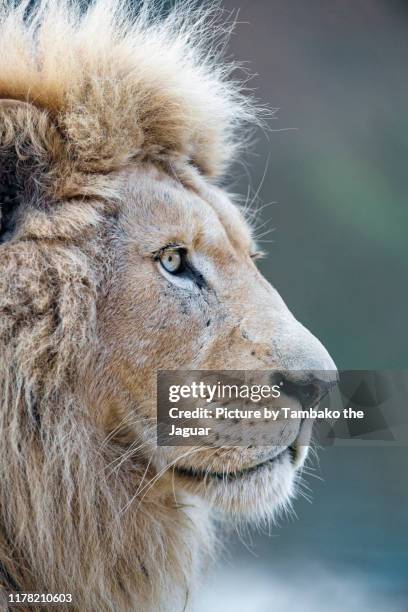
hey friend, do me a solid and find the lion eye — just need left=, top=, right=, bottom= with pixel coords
left=159, top=248, right=183, bottom=274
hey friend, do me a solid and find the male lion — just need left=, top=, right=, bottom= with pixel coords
left=0, top=1, right=336, bottom=610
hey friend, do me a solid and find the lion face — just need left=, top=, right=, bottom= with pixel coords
left=91, top=163, right=337, bottom=520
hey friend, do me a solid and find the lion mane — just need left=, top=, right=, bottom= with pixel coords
left=0, top=1, right=254, bottom=610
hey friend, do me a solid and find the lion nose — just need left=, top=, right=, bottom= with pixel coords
left=276, top=371, right=338, bottom=410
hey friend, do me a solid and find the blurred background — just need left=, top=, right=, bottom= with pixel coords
left=191, top=1, right=408, bottom=610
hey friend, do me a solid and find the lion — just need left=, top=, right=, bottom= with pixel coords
left=0, top=1, right=337, bottom=610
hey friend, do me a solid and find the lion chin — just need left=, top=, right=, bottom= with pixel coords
left=155, top=413, right=315, bottom=520
left=173, top=448, right=297, bottom=518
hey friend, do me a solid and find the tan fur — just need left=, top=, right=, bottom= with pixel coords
left=0, top=0, right=255, bottom=189
left=0, top=2, right=336, bottom=610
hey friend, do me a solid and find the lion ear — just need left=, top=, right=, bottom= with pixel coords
left=0, top=99, right=62, bottom=242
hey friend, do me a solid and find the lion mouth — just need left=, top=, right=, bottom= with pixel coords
left=174, top=445, right=294, bottom=482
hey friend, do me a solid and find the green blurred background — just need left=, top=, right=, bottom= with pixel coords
left=221, top=0, right=408, bottom=371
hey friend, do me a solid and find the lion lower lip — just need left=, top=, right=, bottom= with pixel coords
left=175, top=446, right=292, bottom=482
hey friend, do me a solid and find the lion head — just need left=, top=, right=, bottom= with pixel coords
left=90, top=162, right=337, bottom=517
left=0, top=1, right=336, bottom=609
